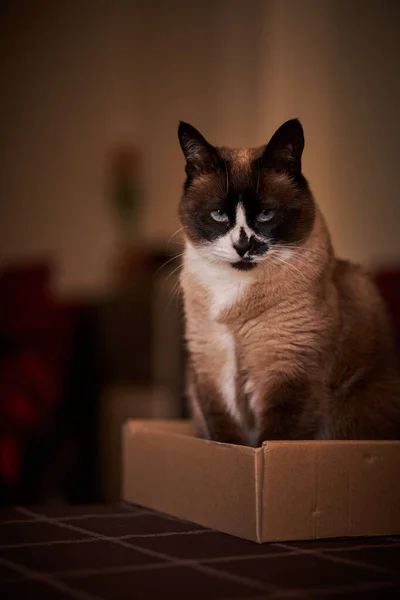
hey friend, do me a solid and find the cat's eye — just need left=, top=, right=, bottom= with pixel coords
left=211, top=210, right=229, bottom=223
left=257, top=209, right=275, bottom=223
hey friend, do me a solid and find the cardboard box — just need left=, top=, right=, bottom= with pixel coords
left=122, top=419, right=400, bottom=543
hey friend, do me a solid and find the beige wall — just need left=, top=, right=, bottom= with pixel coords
left=328, top=0, right=400, bottom=266
left=1, top=0, right=399, bottom=294
left=258, top=0, right=400, bottom=267
left=0, top=1, right=139, bottom=293
left=133, top=0, right=264, bottom=242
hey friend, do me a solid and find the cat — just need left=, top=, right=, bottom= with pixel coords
left=177, top=118, right=400, bottom=444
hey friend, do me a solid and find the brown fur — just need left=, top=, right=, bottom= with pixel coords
left=178, top=121, right=400, bottom=443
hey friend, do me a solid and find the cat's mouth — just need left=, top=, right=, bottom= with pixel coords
left=231, top=258, right=257, bottom=271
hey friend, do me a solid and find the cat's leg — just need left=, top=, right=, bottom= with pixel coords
left=188, top=367, right=246, bottom=445
left=255, top=375, right=321, bottom=444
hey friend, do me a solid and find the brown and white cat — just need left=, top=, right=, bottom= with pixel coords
left=177, top=118, right=400, bottom=444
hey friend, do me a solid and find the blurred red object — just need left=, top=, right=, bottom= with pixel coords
left=0, top=264, right=52, bottom=335
left=0, top=263, right=73, bottom=496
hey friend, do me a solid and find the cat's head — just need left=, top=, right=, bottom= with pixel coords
left=178, top=119, right=315, bottom=271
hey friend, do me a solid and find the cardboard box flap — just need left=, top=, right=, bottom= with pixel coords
left=123, top=421, right=260, bottom=540
left=260, top=440, right=400, bottom=542
left=124, top=419, right=194, bottom=437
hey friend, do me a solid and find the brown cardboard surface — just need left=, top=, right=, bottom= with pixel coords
left=124, top=419, right=195, bottom=436
left=122, top=419, right=400, bottom=542
left=260, top=441, right=400, bottom=541
left=122, top=420, right=258, bottom=540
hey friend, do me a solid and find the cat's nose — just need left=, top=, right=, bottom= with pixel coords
left=233, top=234, right=254, bottom=257
left=234, top=242, right=249, bottom=257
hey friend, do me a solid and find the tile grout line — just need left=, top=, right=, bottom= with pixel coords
left=274, top=542, right=398, bottom=576
left=15, top=506, right=278, bottom=595
left=120, top=501, right=223, bottom=529
left=2, top=531, right=398, bottom=552
left=0, top=556, right=105, bottom=600
left=0, top=538, right=98, bottom=550
left=119, top=501, right=196, bottom=524
left=231, top=593, right=304, bottom=600
left=54, top=561, right=191, bottom=579
left=13, top=507, right=400, bottom=594
left=119, top=528, right=214, bottom=539
left=203, top=550, right=301, bottom=564
left=284, top=541, right=400, bottom=553
left=3, top=504, right=398, bottom=597
left=193, top=562, right=277, bottom=594
left=15, top=507, right=183, bottom=560
left=5, top=504, right=399, bottom=546
left=0, top=527, right=213, bottom=550
left=1, top=510, right=152, bottom=525
left=43, top=550, right=304, bottom=581
left=320, top=541, right=400, bottom=552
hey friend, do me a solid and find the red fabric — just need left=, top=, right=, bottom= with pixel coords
left=0, top=353, right=56, bottom=428
left=0, top=263, right=74, bottom=488
left=0, top=264, right=53, bottom=336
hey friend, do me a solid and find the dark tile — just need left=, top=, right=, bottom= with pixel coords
left=30, top=504, right=140, bottom=519
left=0, top=509, right=32, bottom=524
left=0, top=522, right=89, bottom=546
left=285, top=538, right=399, bottom=551
left=132, top=531, right=289, bottom=560
left=0, top=563, right=23, bottom=582
left=122, top=504, right=205, bottom=525
left=0, top=540, right=165, bottom=573
left=323, top=546, right=400, bottom=573
left=312, top=584, right=400, bottom=599
left=64, top=566, right=258, bottom=599
left=74, top=514, right=199, bottom=537
left=213, top=553, right=390, bottom=590
left=0, top=580, right=78, bottom=599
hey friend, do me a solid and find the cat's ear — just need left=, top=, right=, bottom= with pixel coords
left=262, top=119, right=304, bottom=173
left=178, top=121, right=221, bottom=175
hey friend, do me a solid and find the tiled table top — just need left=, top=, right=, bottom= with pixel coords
left=0, top=503, right=399, bottom=599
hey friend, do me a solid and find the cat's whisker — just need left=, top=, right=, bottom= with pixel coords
left=162, top=264, right=187, bottom=313
left=166, top=280, right=184, bottom=311
left=166, top=227, right=184, bottom=251
left=166, top=265, right=196, bottom=311
left=153, top=252, right=184, bottom=279
left=288, top=249, right=326, bottom=270
left=272, top=245, right=325, bottom=268
left=274, top=243, right=324, bottom=259
left=266, top=254, right=283, bottom=270
left=277, top=260, right=311, bottom=287
left=272, top=252, right=311, bottom=287
left=164, top=261, right=184, bottom=283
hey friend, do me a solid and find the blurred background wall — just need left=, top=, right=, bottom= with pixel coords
left=2, top=0, right=399, bottom=296
left=1, top=0, right=399, bottom=504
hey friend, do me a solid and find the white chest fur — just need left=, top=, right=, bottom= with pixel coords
left=184, top=243, right=253, bottom=319
left=183, top=243, right=254, bottom=426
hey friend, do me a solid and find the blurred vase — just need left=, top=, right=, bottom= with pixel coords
left=108, top=144, right=146, bottom=286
